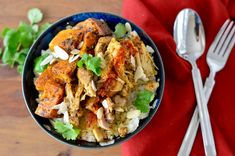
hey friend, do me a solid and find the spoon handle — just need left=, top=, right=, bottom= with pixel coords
left=178, top=73, right=216, bottom=156
left=190, top=65, right=216, bottom=156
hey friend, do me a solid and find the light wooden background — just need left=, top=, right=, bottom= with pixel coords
left=0, top=0, right=122, bottom=155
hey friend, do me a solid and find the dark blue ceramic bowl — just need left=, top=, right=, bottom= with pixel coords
left=22, top=12, right=165, bottom=148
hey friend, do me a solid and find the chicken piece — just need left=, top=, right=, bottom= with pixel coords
left=67, top=82, right=84, bottom=127
left=98, top=117, right=110, bottom=130
left=68, top=82, right=83, bottom=116
left=35, top=80, right=65, bottom=118
left=144, top=81, right=159, bottom=92
left=132, top=36, right=157, bottom=78
left=77, top=68, right=96, bottom=97
left=85, top=97, right=101, bottom=114
left=34, top=66, right=53, bottom=91
left=120, top=40, right=138, bottom=71
left=80, top=31, right=98, bottom=53
left=65, top=83, right=74, bottom=104
left=49, top=29, right=83, bottom=52
left=109, top=79, right=123, bottom=96
left=52, top=60, right=77, bottom=83
left=97, top=73, right=116, bottom=97
left=80, top=110, right=98, bottom=129
left=74, top=18, right=112, bottom=53
left=93, top=127, right=105, bottom=142
left=118, top=127, right=128, bottom=137
left=102, top=98, right=115, bottom=123
left=139, top=43, right=157, bottom=78
left=134, top=52, right=149, bottom=82
left=94, top=36, right=112, bottom=55
left=69, top=109, right=83, bottom=127
left=74, top=18, right=112, bottom=36
left=120, top=39, right=138, bottom=56
left=106, top=38, right=133, bottom=88
left=113, top=95, right=127, bottom=107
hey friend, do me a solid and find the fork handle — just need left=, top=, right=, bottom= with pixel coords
left=204, top=72, right=216, bottom=99
left=178, top=72, right=216, bottom=156
left=189, top=65, right=216, bottom=156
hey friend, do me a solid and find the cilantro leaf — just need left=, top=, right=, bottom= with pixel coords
left=17, top=64, right=24, bottom=74
left=0, top=8, right=49, bottom=74
left=114, top=23, right=127, bottom=39
left=2, top=47, right=16, bottom=66
left=3, top=29, right=19, bottom=50
left=134, top=89, right=155, bottom=113
left=34, top=54, right=49, bottom=74
left=1, top=27, right=10, bottom=38
left=28, top=8, right=43, bottom=24
left=53, top=120, right=80, bottom=140
left=32, top=24, right=39, bottom=33
left=0, top=48, right=2, bottom=59
left=14, top=48, right=28, bottom=65
left=77, top=54, right=101, bottom=76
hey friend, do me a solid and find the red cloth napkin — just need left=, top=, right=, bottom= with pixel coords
left=121, top=0, right=235, bottom=155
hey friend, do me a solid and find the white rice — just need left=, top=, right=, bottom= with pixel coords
left=127, top=110, right=141, bottom=119
left=99, top=139, right=115, bottom=146
left=127, top=117, right=139, bottom=133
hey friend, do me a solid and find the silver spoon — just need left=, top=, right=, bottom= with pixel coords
left=174, top=9, right=216, bottom=156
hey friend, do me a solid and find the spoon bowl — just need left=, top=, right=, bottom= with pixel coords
left=174, top=8, right=205, bottom=62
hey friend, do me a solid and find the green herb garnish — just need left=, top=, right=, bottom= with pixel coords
left=0, top=48, right=2, bottom=59
left=34, top=53, right=49, bottom=74
left=134, top=89, right=155, bottom=113
left=0, top=8, right=51, bottom=74
left=53, top=120, right=80, bottom=140
left=114, top=23, right=127, bottom=39
left=77, top=53, right=101, bottom=76
left=27, top=8, right=43, bottom=24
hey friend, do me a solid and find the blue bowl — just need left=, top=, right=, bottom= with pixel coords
left=22, top=12, right=165, bottom=148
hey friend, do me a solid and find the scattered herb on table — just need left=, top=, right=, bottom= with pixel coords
left=77, top=53, right=101, bottom=76
left=0, top=8, right=51, bottom=74
left=53, top=120, right=80, bottom=140
left=134, top=89, right=155, bottom=113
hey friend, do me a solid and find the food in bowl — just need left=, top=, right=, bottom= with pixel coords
left=33, top=18, right=159, bottom=145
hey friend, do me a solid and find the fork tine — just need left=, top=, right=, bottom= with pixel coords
left=220, top=25, right=235, bottom=57
left=208, top=19, right=230, bottom=53
left=223, top=34, right=235, bottom=60
left=214, top=21, right=234, bottom=55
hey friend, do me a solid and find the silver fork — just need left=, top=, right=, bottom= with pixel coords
left=178, top=19, right=235, bottom=156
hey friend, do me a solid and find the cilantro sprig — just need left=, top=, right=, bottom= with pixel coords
left=77, top=53, right=101, bottom=76
left=28, top=8, right=43, bottom=24
left=114, top=23, right=127, bottom=39
left=34, top=53, right=49, bottom=74
left=0, top=8, right=51, bottom=74
left=134, top=89, right=155, bottom=113
left=53, top=120, right=80, bottom=140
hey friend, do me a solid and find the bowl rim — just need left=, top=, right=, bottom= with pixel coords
left=22, top=11, right=165, bottom=148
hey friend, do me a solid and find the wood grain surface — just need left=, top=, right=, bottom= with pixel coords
left=0, top=0, right=122, bottom=155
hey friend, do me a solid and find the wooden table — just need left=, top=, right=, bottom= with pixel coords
left=0, top=0, right=122, bottom=155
